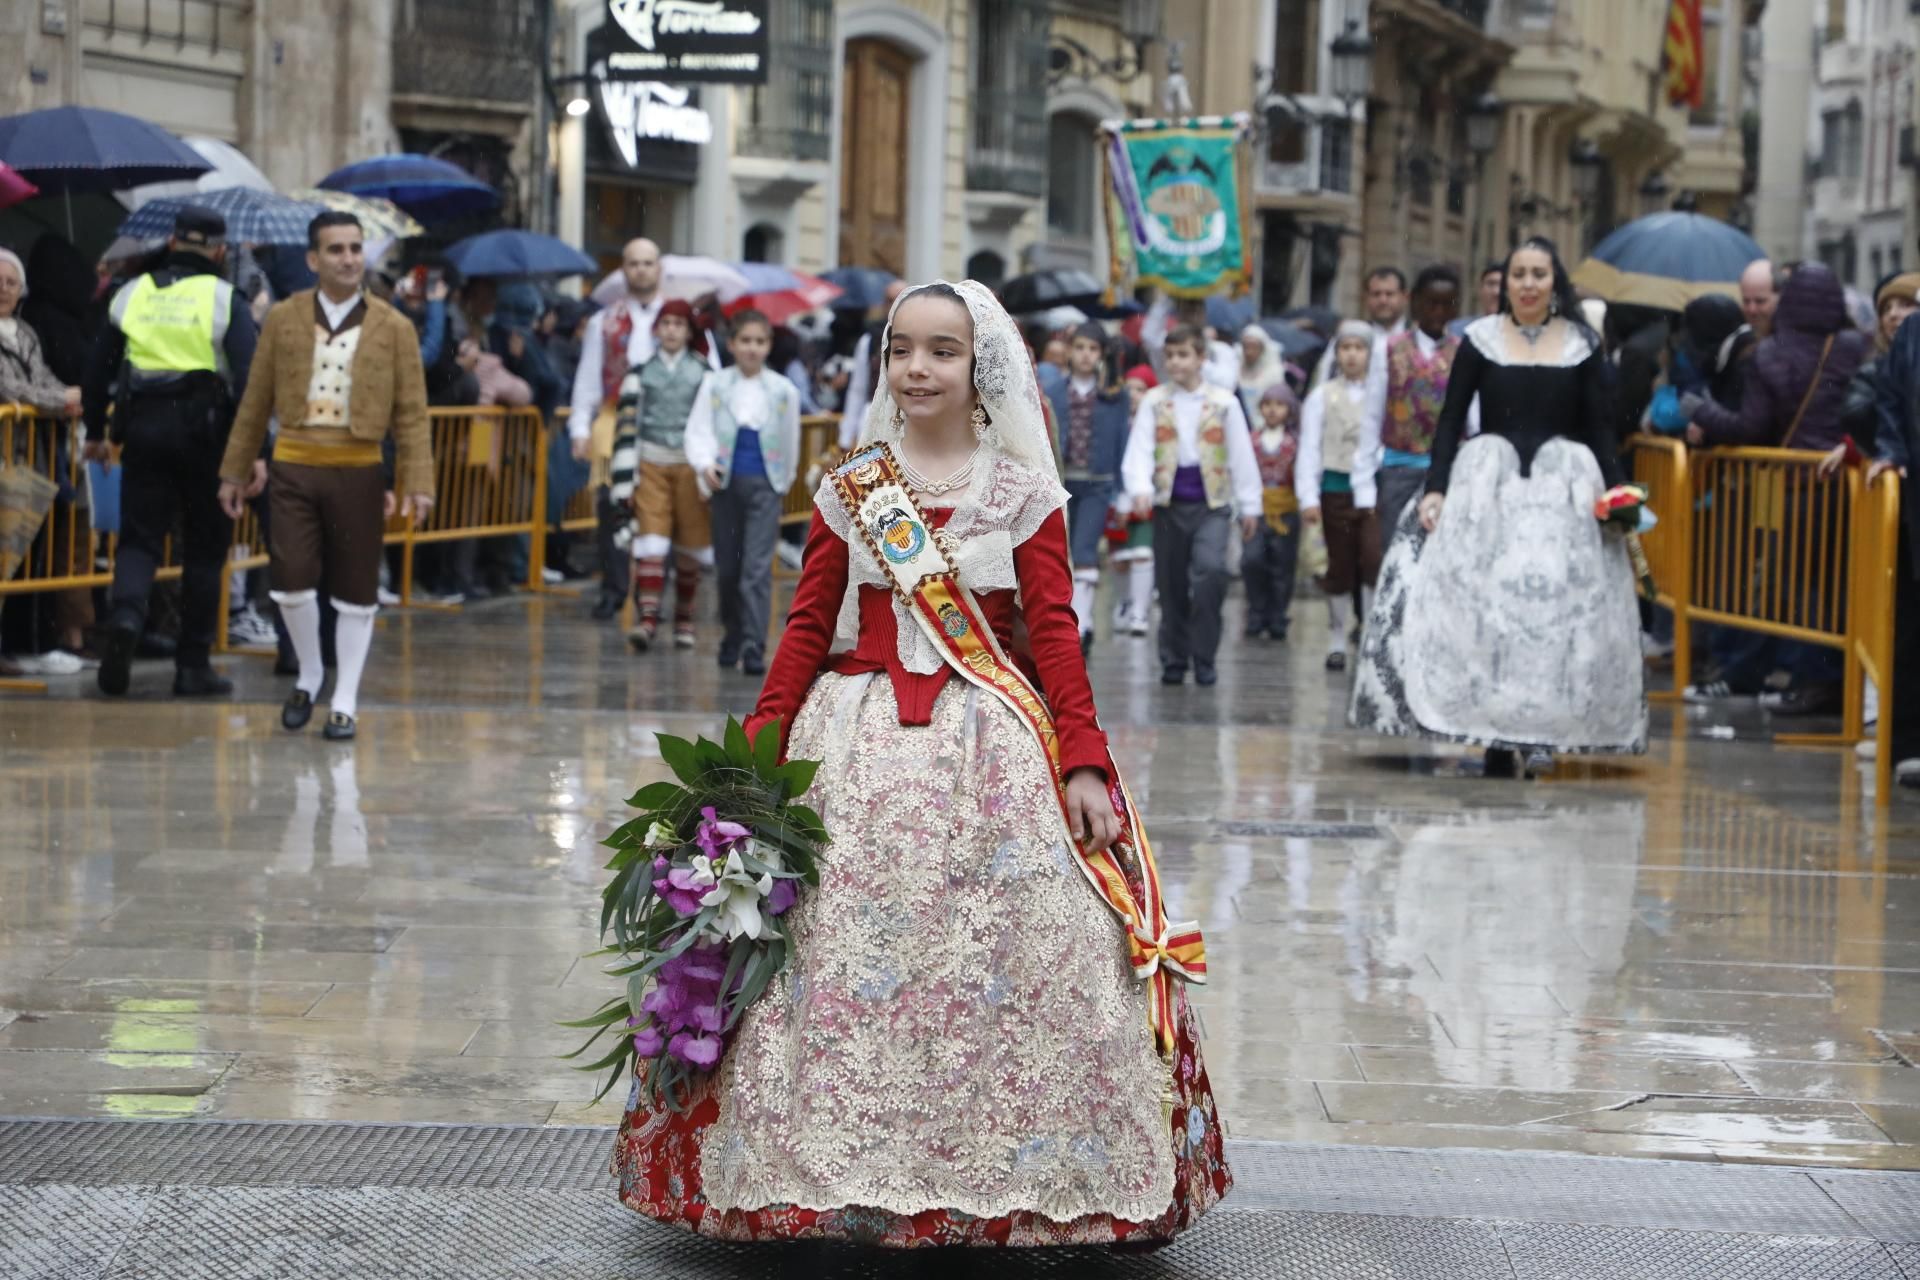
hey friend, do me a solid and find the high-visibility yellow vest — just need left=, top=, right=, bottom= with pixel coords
left=110, top=272, right=234, bottom=379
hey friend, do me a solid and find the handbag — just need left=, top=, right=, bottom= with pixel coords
left=0, top=462, right=60, bottom=581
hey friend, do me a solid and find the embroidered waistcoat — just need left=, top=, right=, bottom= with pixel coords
left=1147, top=384, right=1233, bottom=508
left=636, top=353, right=708, bottom=452
left=706, top=368, right=797, bottom=493
left=1321, top=383, right=1367, bottom=475
left=1381, top=331, right=1457, bottom=456
left=1254, top=426, right=1297, bottom=490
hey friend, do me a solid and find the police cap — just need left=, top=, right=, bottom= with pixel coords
left=172, top=206, right=227, bottom=246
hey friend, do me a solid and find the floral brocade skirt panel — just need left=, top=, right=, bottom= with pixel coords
left=1348, top=435, right=1647, bottom=755
left=611, top=672, right=1230, bottom=1247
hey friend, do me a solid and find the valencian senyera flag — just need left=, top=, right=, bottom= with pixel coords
left=1665, top=0, right=1704, bottom=110
left=1102, top=115, right=1253, bottom=300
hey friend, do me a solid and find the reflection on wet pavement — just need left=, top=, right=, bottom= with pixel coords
left=3, top=593, right=1918, bottom=1167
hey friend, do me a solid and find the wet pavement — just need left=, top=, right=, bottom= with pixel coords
left=3, top=586, right=1918, bottom=1170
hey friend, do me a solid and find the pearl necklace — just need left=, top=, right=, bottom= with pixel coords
left=898, top=445, right=983, bottom=496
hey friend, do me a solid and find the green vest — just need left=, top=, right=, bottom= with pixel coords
left=637, top=352, right=708, bottom=452
left=111, top=272, right=233, bottom=380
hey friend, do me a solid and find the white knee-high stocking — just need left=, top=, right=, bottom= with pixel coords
left=329, top=599, right=377, bottom=720
left=271, top=589, right=325, bottom=698
left=1071, top=568, right=1100, bottom=635
left=1128, top=558, right=1154, bottom=627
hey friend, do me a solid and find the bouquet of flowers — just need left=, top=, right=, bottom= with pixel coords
left=1594, top=483, right=1657, bottom=601
left=562, top=717, right=829, bottom=1109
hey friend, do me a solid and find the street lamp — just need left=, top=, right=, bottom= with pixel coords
left=1637, top=169, right=1671, bottom=217
left=1327, top=19, right=1374, bottom=116
left=1568, top=138, right=1603, bottom=205
left=1465, top=92, right=1504, bottom=160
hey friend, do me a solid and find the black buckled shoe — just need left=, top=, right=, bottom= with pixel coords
left=96, top=624, right=136, bottom=697
left=740, top=647, right=766, bottom=676
left=322, top=711, right=357, bottom=741
left=172, top=666, right=233, bottom=697
left=282, top=689, right=315, bottom=731
left=1160, top=665, right=1187, bottom=686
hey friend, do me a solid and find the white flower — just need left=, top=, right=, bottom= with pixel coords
left=698, top=849, right=776, bottom=942
left=643, top=819, right=679, bottom=850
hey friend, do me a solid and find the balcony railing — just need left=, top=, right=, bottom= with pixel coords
left=392, top=0, right=538, bottom=107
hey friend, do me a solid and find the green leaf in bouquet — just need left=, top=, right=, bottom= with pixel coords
left=556, top=995, right=633, bottom=1031
left=590, top=1056, right=630, bottom=1105
left=656, top=733, right=704, bottom=785
left=751, top=717, right=782, bottom=776
left=575, top=1037, right=635, bottom=1075
left=785, top=803, right=829, bottom=842
left=723, top=717, right=753, bottom=770
left=626, top=780, right=686, bottom=812
left=776, top=758, right=820, bottom=799
left=720, top=939, right=751, bottom=1008
left=729, top=942, right=785, bottom=1027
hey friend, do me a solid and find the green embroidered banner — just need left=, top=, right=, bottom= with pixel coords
left=1103, top=117, right=1252, bottom=300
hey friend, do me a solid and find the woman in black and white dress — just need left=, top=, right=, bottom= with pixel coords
left=1349, top=237, right=1646, bottom=776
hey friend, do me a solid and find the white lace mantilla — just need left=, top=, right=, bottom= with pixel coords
left=1464, top=313, right=1597, bottom=367
left=816, top=453, right=1067, bottom=673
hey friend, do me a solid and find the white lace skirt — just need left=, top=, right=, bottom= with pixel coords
left=1348, top=435, right=1647, bottom=754
left=693, top=671, right=1179, bottom=1225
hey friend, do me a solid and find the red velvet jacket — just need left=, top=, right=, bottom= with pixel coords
left=744, top=505, right=1111, bottom=780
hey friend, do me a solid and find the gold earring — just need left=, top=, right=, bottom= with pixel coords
left=891, top=404, right=906, bottom=430
left=970, top=404, right=989, bottom=438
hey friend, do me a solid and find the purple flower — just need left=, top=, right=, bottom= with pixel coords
left=696, top=806, right=752, bottom=861
left=685, top=1001, right=723, bottom=1034
left=668, top=1030, right=722, bottom=1068
left=632, top=1023, right=665, bottom=1057
left=766, top=878, right=798, bottom=916
left=653, top=863, right=714, bottom=917
left=651, top=855, right=669, bottom=875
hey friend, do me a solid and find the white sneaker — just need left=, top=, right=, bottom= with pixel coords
left=775, top=541, right=803, bottom=570
left=1857, top=738, right=1878, bottom=760
left=227, top=606, right=277, bottom=647
left=1896, top=758, right=1920, bottom=781
left=377, top=586, right=402, bottom=607
left=1641, top=633, right=1674, bottom=659
left=541, top=567, right=564, bottom=585
left=14, top=650, right=85, bottom=675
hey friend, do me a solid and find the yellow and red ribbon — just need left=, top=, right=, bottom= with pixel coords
left=831, top=445, right=1206, bottom=1056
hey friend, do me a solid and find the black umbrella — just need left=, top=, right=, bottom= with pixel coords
left=1258, top=318, right=1327, bottom=360
left=0, top=106, right=210, bottom=193
left=1277, top=305, right=1342, bottom=339
left=997, top=268, right=1105, bottom=315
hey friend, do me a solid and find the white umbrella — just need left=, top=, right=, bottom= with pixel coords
left=591, top=254, right=751, bottom=307
left=125, top=137, right=274, bottom=208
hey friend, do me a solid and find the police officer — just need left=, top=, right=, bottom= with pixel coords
left=83, top=205, right=259, bottom=697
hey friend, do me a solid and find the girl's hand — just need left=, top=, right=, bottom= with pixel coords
left=1064, top=768, right=1119, bottom=852
left=1418, top=492, right=1444, bottom=532
left=1816, top=443, right=1848, bottom=479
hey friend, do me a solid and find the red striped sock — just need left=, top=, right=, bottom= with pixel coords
left=633, top=558, right=667, bottom=624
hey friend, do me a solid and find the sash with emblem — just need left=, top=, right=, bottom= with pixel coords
left=829, top=442, right=1206, bottom=1055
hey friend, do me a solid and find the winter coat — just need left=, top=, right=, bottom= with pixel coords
left=1692, top=264, right=1868, bottom=452
left=20, top=235, right=100, bottom=387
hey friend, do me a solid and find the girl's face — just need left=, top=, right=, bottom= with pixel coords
left=1240, top=333, right=1265, bottom=365
left=1259, top=398, right=1292, bottom=429
left=1068, top=335, right=1104, bottom=378
left=1881, top=296, right=1916, bottom=346
left=886, top=293, right=976, bottom=427
left=1126, top=376, right=1151, bottom=410
left=1506, top=247, right=1554, bottom=321
left=1335, top=336, right=1371, bottom=381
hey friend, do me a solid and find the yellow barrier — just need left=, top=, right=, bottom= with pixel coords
left=1652, top=442, right=1901, bottom=803
left=1628, top=436, right=1692, bottom=702
left=382, top=406, right=548, bottom=606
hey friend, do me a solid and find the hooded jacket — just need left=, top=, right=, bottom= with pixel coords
left=1691, top=264, right=1867, bottom=451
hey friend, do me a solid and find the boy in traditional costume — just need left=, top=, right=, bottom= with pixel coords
left=1044, top=323, right=1131, bottom=650
left=1375, top=265, right=1466, bottom=548
left=1298, top=320, right=1384, bottom=672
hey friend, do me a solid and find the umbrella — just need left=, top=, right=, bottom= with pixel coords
left=821, top=266, right=899, bottom=312
left=445, top=229, right=596, bottom=279
left=317, top=153, right=500, bottom=223
left=998, top=268, right=1105, bottom=315
left=724, top=263, right=843, bottom=324
left=117, top=188, right=328, bottom=247
left=591, top=255, right=751, bottom=306
left=1276, top=305, right=1342, bottom=338
left=287, top=189, right=425, bottom=241
left=126, top=137, right=275, bottom=208
left=0, top=106, right=211, bottom=192
left=1205, top=294, right=1256, bottom=335
left=1257, top=317, right=1329, bottom=360
left=1572, top=212, right=1765, bottom=311
left=0, top=163, right=38, bottom=212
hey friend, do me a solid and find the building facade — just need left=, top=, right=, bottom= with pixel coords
left=1805, top=0, right=1914, bottom=290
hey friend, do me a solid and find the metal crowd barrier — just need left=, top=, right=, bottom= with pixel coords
left=1630, top=437, right=1902, bottom=804
left=383, top=406, right=548, bottom=607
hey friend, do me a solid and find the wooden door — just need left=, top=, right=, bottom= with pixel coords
left=839, top=38, right=912, bottom=274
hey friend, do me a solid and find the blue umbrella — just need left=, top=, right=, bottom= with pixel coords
left=318, top=154, right=500, bottom=224
left=445, top=229, right=595, bottom=279
left=118, top=188, right=328, bottom=247
left=1205, top=294, right=1256, bottom=335
left=0, top=106, right=210, bottom=193
left=821, top=266, right=899, bottom=311
left=1573, top=212, right=1766, bottom=311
